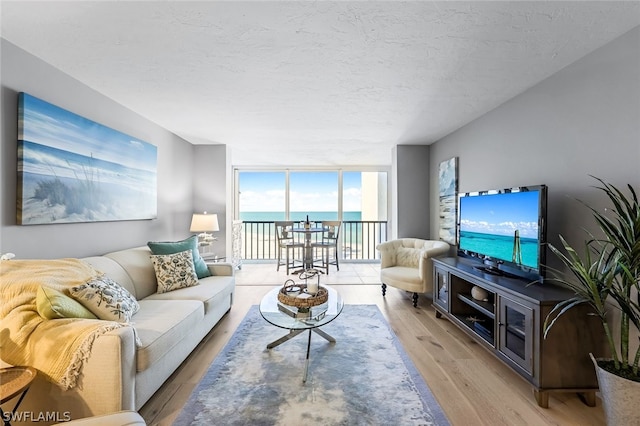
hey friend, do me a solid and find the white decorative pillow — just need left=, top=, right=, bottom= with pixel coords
left=70, top=276, right=140, bottom=323
left=150, top=249, right=199, bottom=294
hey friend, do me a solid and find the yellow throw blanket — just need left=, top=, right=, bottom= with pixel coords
left=0, top=258, right=127, bottom=389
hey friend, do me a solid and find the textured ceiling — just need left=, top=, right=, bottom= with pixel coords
left=1, top=1, right=639, bottom=166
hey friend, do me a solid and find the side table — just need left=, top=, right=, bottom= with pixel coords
left=203, top=255, right=226, bottom=263
left=1, top=366, right=37, bottom=426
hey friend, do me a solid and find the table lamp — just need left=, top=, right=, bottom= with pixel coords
left=190, top=212, right=219, bottom=248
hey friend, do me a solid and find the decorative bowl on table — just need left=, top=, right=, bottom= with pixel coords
left=278, top=282, right=328, bottom=308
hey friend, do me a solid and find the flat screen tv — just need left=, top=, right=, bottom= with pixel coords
left=457, top=184, right=547, bottom=281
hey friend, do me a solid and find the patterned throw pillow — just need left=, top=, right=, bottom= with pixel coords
left=147, top=235, right=212, bottom=279
left=150, top=249, right=200, bottom=294
left=36, top=286, right=98, bottom=320
left=70, top=276, right=140, bottom=323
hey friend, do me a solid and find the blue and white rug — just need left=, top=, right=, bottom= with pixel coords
left=174, top=304, right=450, bottom=425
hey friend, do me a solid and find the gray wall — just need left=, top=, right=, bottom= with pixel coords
left=429, top=26, right=640, bottom=269
left=0, top=39, right=227, bottom=259
left=192, top=144, right=228, bottom=257
left=395, top=145, right=430, bottom=239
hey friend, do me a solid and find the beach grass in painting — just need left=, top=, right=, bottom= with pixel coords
left=17, top=93, right=157, bottom=225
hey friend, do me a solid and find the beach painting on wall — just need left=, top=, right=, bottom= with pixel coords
left=438, top=157, right=458, bottom=245
left=17, top=93, right=157, bottom=225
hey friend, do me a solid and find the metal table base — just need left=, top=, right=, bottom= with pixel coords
left=266, top=328, right=336, bottom=382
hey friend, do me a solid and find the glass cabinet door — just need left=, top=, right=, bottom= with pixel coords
left=433, top=266, right=449, bottom=311
left=498, top=296, right=533, bottom=374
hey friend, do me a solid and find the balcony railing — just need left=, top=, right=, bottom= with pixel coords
left=240, top=221, right=387, bottom=262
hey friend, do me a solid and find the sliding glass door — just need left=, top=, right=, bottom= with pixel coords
left=235, top=168, right=388, bottom=261
left=238, top=171, right=286, bottom=222
left=290, top=171, right=338, bottom=222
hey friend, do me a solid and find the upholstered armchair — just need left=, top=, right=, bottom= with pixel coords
left=376, top=238, right=450, bottom=307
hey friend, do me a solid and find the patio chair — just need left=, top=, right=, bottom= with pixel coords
left=311, top=221, right=341, bottom=274
left=275, top=221, right=304, bottom=274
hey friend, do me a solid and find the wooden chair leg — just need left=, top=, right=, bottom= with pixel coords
left=286, top=248, right=290, bottom=274
left=325, top=247, right=329, bottom=275
left=382, top=283, right=387, bottom=296
left=276, top=247, right=281, bottom=271
left=412, top=292, right=418, bottom=308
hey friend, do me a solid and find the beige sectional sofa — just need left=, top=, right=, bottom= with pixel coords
left=3, top=246, right=235, bottom=423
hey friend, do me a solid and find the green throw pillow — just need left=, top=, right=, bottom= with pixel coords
left=147, top=235, right=211, bottom=279
left=36, top=286, right=98, bottom=320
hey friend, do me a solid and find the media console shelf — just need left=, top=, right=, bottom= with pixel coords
left=432, top=256, right=605, bottom=408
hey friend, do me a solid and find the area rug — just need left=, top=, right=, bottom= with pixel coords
left=174, top=304, right=450, bottom=425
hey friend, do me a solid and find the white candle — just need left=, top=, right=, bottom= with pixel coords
left=307, top=281, right=319, bottom=294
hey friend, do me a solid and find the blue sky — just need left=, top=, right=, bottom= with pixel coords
left=19, top=93, right=157, bottom=172
left=459, top=190, right=540, bottom=238
left=239, top=171, right=362, bottom=212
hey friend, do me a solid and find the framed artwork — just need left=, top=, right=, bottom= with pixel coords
left=438, top=157, right=458, bottom=245
left=17, top=93, right=157, bottom=225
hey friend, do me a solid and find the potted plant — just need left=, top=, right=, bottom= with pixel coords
left=543, top=177, right=639, bottom=424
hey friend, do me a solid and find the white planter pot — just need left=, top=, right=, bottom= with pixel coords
left=590, top=353, right=640, bottom=425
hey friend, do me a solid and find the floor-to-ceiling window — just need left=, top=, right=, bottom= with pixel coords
left=237, top=171, right=286, bottom=259
left=235, top=168, right=388, bottom=261
left=342, top=171, right=388, bottom=260
left=238, top=171, right=286, bottom=221
left=290, top=171, right=339, bottom=222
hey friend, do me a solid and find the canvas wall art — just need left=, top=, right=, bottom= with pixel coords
left=17, top=93, right=157, bottom=225
left=438, top=157, right=458, bottom=245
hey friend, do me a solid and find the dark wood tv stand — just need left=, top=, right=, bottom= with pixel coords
left=432, top=256, right=605, bottom=408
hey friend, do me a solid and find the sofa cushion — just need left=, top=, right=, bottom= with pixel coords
left=36, top=286, right=98, bottom=320
left=104, top=247, right=159, bottom=300
left=147, top=236, right=211, bottom=279
left=70, top=276, right=140, bottom=323
left=52, top=411, right=145, bottom=425
left=82, top=256, right=138, bottom=299
left=381, top=266, right=423, bottom=293
left=144, top=275, right=234, bottom=314
left=133, top=299, right=204, bottom=372
left=150, top=249, right=199, bottom=293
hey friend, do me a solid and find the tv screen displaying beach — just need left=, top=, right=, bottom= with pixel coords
left=459, top=191, right=540, bottom=269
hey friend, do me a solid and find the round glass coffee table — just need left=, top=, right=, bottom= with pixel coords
left=259, top=284, right=344, bottom=382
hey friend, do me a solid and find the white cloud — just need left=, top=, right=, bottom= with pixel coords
left=461, top=219, right=538, bottom=238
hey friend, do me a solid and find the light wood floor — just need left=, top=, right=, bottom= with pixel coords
left=139, top=263, right=605, bottom=426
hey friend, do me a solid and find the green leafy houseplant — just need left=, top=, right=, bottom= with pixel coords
left=543, top=177, right=640, bottom=381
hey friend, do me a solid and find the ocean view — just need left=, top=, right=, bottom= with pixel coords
left=238, top=211, right=385, bottom=261
left=459, top=230, right=538, bottom=269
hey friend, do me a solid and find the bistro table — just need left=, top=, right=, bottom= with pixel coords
left=290, top=226, right=323, bottom=273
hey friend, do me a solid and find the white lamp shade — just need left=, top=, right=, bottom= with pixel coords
left=190, top=213, right=219, bottom=232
